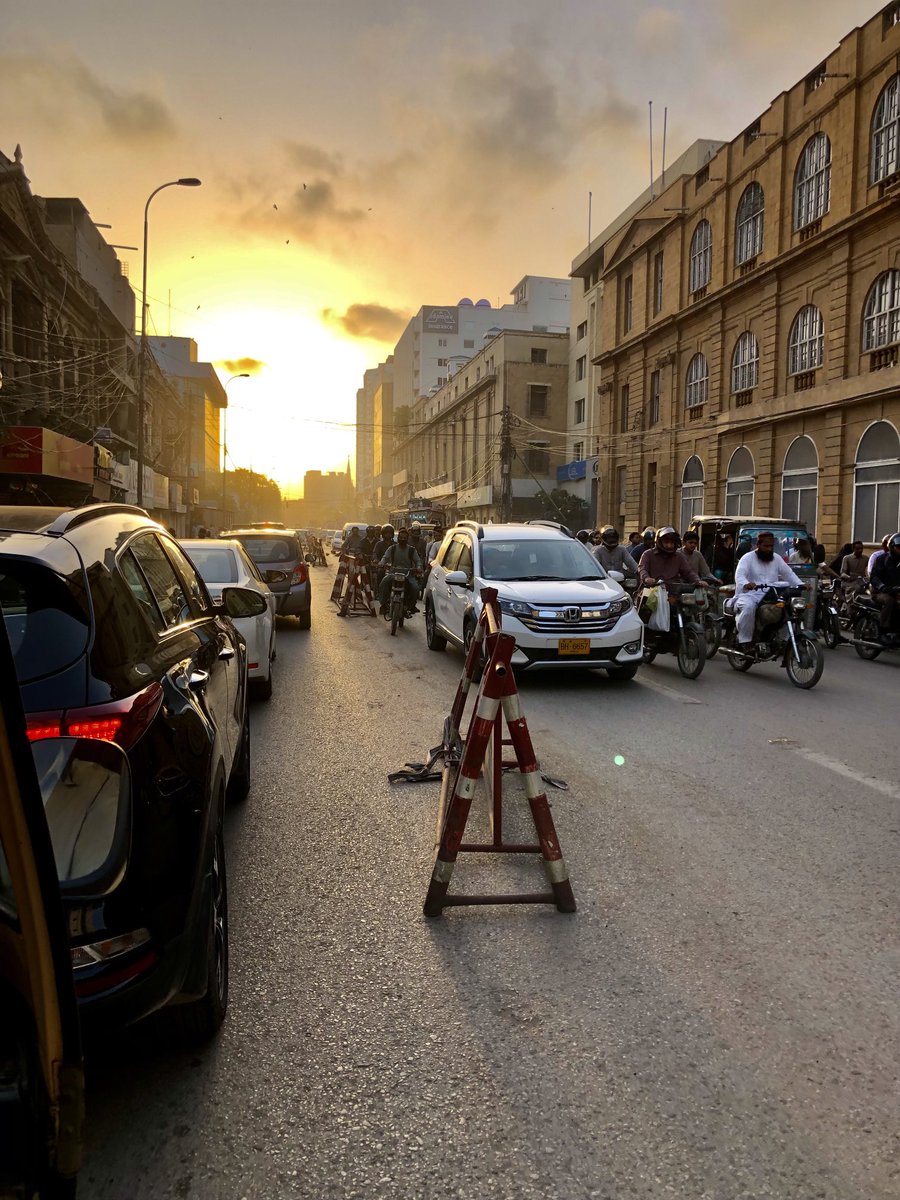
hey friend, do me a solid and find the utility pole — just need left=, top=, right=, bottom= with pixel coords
left=498, top=404, right=513, bottom=522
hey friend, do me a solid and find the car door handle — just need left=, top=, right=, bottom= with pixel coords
left=188, top=670, right=210, bottom=691
left=218, top=647, right=236, bottom=660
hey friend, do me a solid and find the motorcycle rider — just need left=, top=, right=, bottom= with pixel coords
left=732, top=530, right=804, bottom=651
left=592, top=525, right=638, bottom=579
left=575, top=529, right=591, bottom=545
left=424, top=525, right=445, bottom=566
left=408, top=520, right=426, bottom=561
left=344, top=525, right=364, bottom=555
left=869, top=532, right=900, bottom=642
left=378, top=526, right=421, bottom=616
left=680, top=529, right=716, bottom=582
left=638, top=527, right=702, bottom=619
left=373, top=523, right=395, bottom=561
left=840, top=540, right=868, bottom=581
left=637, top=526, right=656, bottom=561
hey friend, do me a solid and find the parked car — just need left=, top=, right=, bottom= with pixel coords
left=423, top=520, right=644, bottom=677
left=330, top=530, right=343, bottom=555
left=222, top=528, right=311, bottom=628
left=0, top=503, right=266, bottom=1038
left=181, top=538, right=277, bottom=699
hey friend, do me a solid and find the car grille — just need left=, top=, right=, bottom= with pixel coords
left=517, top=609, right=622, bottom=635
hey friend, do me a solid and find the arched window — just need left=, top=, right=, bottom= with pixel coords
left=735, top=182, right=764, bottom=265
left=689, top=220, right=712, bottom=293
left=685, top=353, right=709, bottom=408
left=731, top=332, right=759, bottom=393
left=853, top=421, right=900, bottom=542
left=794, top=133, right=832, bottom=230
left=788, top=305, right=825, bottom=374
left=862, top=270, right=900, bottom=351
left=725, top=446, right=755, bottom=516
left=781, top=436, right=819, bottom=530
left=871, top=73, right=900, bottom=184
left=680, top=456, right=705, bottom=532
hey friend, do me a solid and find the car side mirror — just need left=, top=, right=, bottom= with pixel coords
left=266, top=570, right=287, bottom=584
left=31, top=737, right=131, bottom=901
left=445, top=570, right=469, bottom=587
left=221, top=585, right=267, bottom=618
left=608, top=569, right=625, bottom=583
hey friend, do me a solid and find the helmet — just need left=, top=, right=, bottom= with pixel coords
left=575, top=529, right=591, bottom=543
left=643, top=526, right=655, bottom=539
left=889, top=532, right=900, bottom=552
left=411, top=520, right=422, bottom=531
left=380, top=523, right=394, bottom=539
left=655, top=526, right=679, bottom=554
left=600, top=525, right=619, bottom=546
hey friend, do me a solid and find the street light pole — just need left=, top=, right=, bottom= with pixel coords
left=221, top=372, right=249, bottom=513
left=136, top=177, right=201, bottom=507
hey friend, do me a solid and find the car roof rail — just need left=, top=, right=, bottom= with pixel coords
left=455, top=519, right=484, bottom=539
left=45, top=503, right=153, bottom=536
left=525, top=519, right=574, bottom=537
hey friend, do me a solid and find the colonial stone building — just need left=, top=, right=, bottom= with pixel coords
left=586, top=2, right=900, bottom=551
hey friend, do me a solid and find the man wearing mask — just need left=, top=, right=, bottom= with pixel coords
left=378, top=527, right=421, bottom=616
left=869, top=532, right=900, bottom=641
left=733, top=531, right=804, bottom=650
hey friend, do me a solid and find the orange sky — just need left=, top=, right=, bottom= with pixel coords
left=1, top=0, right=881, bottom=495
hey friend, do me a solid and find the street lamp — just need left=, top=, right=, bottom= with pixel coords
left=136, top=177, right=201, bottom=506
left=221, top=373, right=249, bottom=511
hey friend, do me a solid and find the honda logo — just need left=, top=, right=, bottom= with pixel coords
left=562, top=606, right=581, bottom=622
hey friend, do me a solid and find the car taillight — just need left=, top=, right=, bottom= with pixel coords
left=291, top=563, right=308, bottom=585
left=36, top=681, right=164, bottom=751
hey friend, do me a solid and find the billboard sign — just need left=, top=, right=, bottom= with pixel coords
left=422, top=306, right=459, bottom=335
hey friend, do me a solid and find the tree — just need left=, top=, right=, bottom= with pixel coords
left=534, top=487, right=589, bottom=530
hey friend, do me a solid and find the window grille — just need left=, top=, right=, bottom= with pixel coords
left=649, top=370, right=661, bottom=425
left=788, top=305, right=824, bottom=374
left=795, top=133, right=832, bottom=229
left=731, top=332, right=760, bottom=393
left=623, top=276, right=633, bottom=333
left=653, top=252, right=664, bottom=315
left=685, top=353, right=709, bottom=408
left=871, top=74, right=900, bottom=183
left=735, top=182, right=764, bottom=265
left=689, top=221, right=712, bottom=294
left=863, top=270, right=900, bottom=350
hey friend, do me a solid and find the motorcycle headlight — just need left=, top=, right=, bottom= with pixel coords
left=498, top=598, right=533, bottom=618
left=791, top=597, right=807, bottom=613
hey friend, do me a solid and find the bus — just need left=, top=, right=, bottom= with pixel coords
left=389, top=498, right=451, bottom=532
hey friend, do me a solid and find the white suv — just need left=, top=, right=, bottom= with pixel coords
left=423, top=521, right=644, bottom=677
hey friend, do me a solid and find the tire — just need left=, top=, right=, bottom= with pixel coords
left=606, top=662, right=639, bottom=680
left=676, top=627, right=706, bottom=679
left=728, top=643, right=754, bottom=672
left=822, top=609, right=840, bottom=650
left=296, top=608, right=311, bottom=630
left=227, top=704, right=251, bottom=803
left=172, top=804, right=228, bottom=1042
left=853, top=614, right=883, bottom=660
left=425, top=600, right=447, bottom=651
left=390, top=598, right=401, bottom=635
left=786, top=635, right=824, bottom=689
left=254, top=667, right=273, bottom=701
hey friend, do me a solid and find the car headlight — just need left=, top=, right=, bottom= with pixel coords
left=607, top=598, right=633, bottom=617
left=498, top=598, right=533, bottom=618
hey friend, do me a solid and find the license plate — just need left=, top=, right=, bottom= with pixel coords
left=558, top=638, right=591, bottom=656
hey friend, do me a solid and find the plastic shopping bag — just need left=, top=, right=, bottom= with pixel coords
left=648, top=585, right=670, bottom=632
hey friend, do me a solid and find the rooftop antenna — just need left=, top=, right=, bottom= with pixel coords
left=662, top=107, right=668, bottom=192
left=649, top=101, right=655, bottom=200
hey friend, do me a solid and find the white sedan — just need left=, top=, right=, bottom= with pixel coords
left=181, top=538, right=277, bottom=699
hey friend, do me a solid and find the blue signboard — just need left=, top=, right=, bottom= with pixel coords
left=556, top=459, right=587, bottom=483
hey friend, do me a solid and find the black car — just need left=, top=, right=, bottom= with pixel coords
left=0, top=503, right=266, bottom=1039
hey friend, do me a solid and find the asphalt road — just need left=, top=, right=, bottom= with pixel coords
left=81, top=576, right=899, bottom=1200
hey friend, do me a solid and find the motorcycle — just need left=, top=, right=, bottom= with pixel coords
left=385, top=567, right=418, bottom=636
left=849, top=590, right=900, bottom=660
left=719, top=582, right=824, bottom=689
left=641, top=583, right=709, bottom=679
left=812, top=579, right=843, bottom=649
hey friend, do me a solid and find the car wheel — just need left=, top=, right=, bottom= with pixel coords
left=425, top=600, right=447, bottom=651
left=463, top=619, right=484, bottom=680
left=254, top=666, right=273, bottom=701
left=172, top=799, right=228, bottom=1042
left=227, top=704, right=251, bottom=803
left=606, top=662, right=639, bottom=680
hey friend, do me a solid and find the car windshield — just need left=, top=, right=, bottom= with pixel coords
left=236, top=536, right=299, bottom=563
left=737, top=526, right=810, bottom=563
left=480, top=539, right=606, bottom=582
left=186, top=547, right=240, bottom=584
left=0, top=561, right=91, bottom=682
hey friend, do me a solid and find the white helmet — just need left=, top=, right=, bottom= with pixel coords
left=411, top=520, right=422, bottom=531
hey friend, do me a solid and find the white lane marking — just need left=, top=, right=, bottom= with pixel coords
left=770, top=739, right=900, bottom=801
left=636, top=676, right=703, bottom=704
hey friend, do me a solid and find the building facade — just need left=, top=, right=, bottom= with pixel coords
left=392, top=329, right=570, bottom=523
left=587, top=3, right=900, bottom=551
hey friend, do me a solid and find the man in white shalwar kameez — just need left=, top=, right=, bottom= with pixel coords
left=733, top=531, right=804, bottom=648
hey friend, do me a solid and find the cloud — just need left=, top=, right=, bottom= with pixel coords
left=321, top=303, right=409, bottom=342
left=281, top=141, right=345, bottom=178
left=635, top=8, right=684, bottom=55
left=221, top=357, right=265, bottom=375
left=0, top=53, right=175, bottom=141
